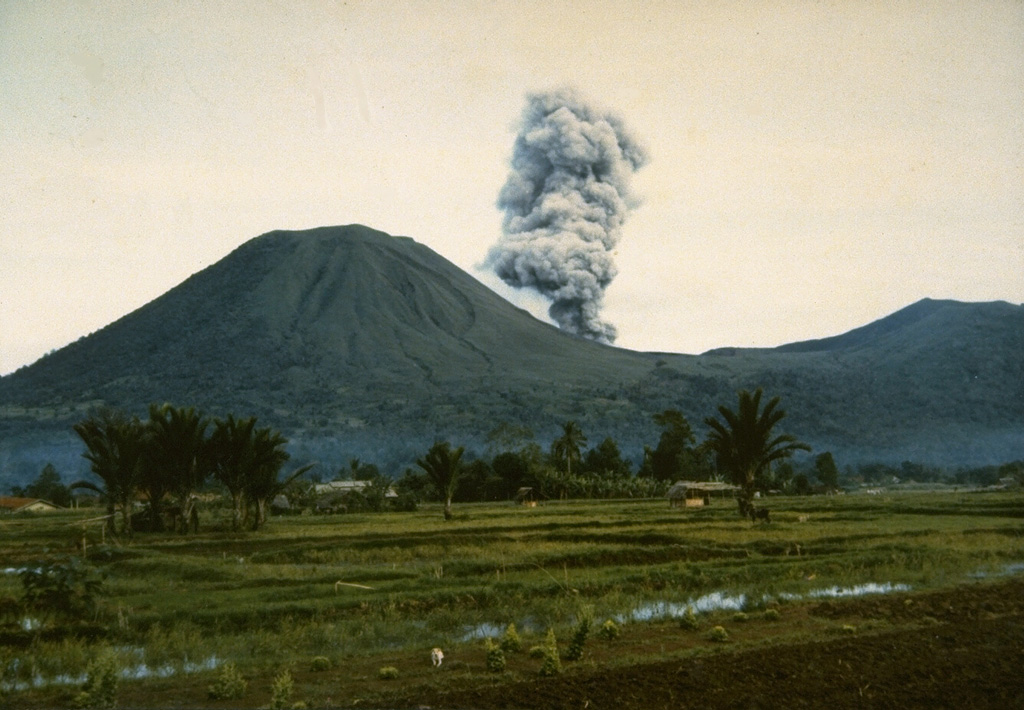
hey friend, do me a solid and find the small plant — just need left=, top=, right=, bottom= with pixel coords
left=537, top=629, right=561, bottom=677
left=732, top=611, right=749, bottom=623
left=269, top=669, right=294, bottom=709
left=310, top=656, right=331, bottom=672
left=378, top=666, right=399, bottom=680
left=678, top=606, right=700, bottom=630
left=842, top=624, right=857, bottom=634
left=598, top=618, right=620, bottom=641
left=500, top=622, right=522, bottom=653
left=564, top=617, right=590, bottom=662
left=763, top=608, right=781, bottom=621
left=528, top=645, right=546, bottom=659
left=72, top=651, right=119, bottom=709
left=207, top=662, right=247, bottom=701
left=708, top=625, right=729, bottom=643
left=20, top=557, right=102, bottom=627
left=485, top=638, right=506, bottom=672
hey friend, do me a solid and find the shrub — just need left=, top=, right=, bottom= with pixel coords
left=708, top=625, right=729, bottom=643
left=598, top=619, right=620, bottom=641
left=564, top=618, right=590, bottom=662
left=485, top=638, right=506, bottom=673
left=732, top=612, right=749, bottom=623
left=763, top=608, right=781, bottom=621
left=378, top=666, right=399, bottom=680
left=500, top=623, right=522, bottom=653
left=269, top=669, right=294, bottom=709
left=310, top=656, right=331, bottom=672
left=391, top=493, right=419, bottom=512
left=20, top=558, right=102, bottom=626
left=528, top=645, right=546, bottom=659
left=538, top=629, right=561, bottom=677
left=207, top=662, right=247, bottom=700
left=678, top=606, right=699, bottom=631
left=72, top=651, right=119, bottom=709
left=842, top=624, right=857, bottom=634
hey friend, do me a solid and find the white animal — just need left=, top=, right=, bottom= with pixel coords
left=431, top=647, right=444, bottom=667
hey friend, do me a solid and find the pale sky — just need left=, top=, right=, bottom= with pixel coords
left=2, top=1, right=1022, bottom=375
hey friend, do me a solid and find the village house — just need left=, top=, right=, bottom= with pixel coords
left=311, top=479, right=398, bottom=513
left=0, top=496, right=62, bottom=514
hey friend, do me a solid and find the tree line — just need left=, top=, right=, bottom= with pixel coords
left=42, top=387, right=1014, bottom=529
left=386, top=388, right=813, bottom=518
left=51, top=389, right=816, bottom=527
left=70, top=403, right=310, bottom=537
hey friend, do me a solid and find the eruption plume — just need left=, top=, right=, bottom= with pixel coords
left=487, top=88, right=647, bottom=342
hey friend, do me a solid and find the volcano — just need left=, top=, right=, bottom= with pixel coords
left=1, top=225, right=1022, bottom=482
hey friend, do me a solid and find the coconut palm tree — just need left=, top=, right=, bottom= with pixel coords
left=704, top=388, right=810, bottom=515
left=72, top=410, right=145, bottom=539
left=416, top=441, right=465, bottom=520
left=551, top=421, right=587, bottom=477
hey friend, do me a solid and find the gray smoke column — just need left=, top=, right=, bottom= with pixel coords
left=486, top=88, right=647, bottom=343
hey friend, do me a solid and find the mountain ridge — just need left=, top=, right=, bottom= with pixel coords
left=1, top=225, right=1021, bottom=483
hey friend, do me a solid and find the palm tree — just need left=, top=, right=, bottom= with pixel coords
left=551, top=421, right=587, bottom=477
left=416, top=441, right=465, bottom=520
left=146, top=404, right=211, bottom=534
left=243, top=426, right=314, bottom=530
left=72, top=410, right=145, bottom=539
left=138, top=435, right=173, bottom=532
left=704, top=388, right=810, bottom=515
left=208, top=415, right=259, bottom=531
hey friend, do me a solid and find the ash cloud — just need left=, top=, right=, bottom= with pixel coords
left=486, top=88, right=647, bottom=343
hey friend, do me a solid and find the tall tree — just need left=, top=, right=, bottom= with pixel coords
left=492, top=451, right=530, bottom=499
left=208, top=415, right=259, bottom=531
left=137, top=422, right=171, bottom=532
left=551, top=421, right=587, bottom=477
left=72, top=410, right=145, bottom=538
left=581, top=437, right=632, bottom=478
left=24, top=464, right=72, bottom=508
left=146, top=404, right=211, bottom=534
left=416, top=441, right=465, bottom=520
left=242, top=426, right=308, bottom=530
left=648, top=409, right=704, bottom=482
left=814, top=451, right=840, bottom=492
left=704, top=389, right=810, bottom=515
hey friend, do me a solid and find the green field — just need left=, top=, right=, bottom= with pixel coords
left=2, top=490, right=1023, bottom=707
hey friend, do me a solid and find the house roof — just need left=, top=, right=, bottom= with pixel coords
left=666, top=481, right=740, bottom=498
left=314, top=480, right=371, bottom=494
left=314, top=480, right=399, bottom=498
left=513, top=487, right=538, bottom=501
left=0, top=497, right=61, bottom=512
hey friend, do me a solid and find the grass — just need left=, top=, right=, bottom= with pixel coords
left=2, top=490, right=1023, bottom=705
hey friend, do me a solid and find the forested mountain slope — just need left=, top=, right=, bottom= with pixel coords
left=1, top=225, right=1021, bottom=483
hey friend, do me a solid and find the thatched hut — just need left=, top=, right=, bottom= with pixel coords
left=667, top=481, right=740, bottom=508
left=513, top=487, right=538, bottom=507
